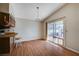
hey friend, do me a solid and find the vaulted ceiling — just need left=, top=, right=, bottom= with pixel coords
left=9, top=3, right=65, bottom=21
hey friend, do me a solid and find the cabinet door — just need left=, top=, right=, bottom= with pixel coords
left=0, top=13, right=10, bottom=28
left=0, top=12, right=15, bottom=29
left=0, top=37, right=10, bottom=54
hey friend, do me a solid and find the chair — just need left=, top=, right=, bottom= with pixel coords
left=15, top=35, right=22, bottom=47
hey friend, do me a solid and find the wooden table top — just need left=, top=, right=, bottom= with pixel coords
left=0, top=33, right=17, bottom=38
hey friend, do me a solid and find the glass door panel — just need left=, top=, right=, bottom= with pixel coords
left=47, top=20, right=64, bottom=46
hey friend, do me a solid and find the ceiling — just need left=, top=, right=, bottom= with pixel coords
left=9, top=3, right=65, bottom=21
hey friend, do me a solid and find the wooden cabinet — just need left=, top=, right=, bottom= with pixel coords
left=0, top=12, right=16, bottom=54
left=0, top=37, right=10, bottom=54
left=0, top=33, right=17, bottom=54
left=0, top=12, right=15, bottom=29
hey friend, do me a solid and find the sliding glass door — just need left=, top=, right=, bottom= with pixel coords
left=47, top=20, right=64, bottom=46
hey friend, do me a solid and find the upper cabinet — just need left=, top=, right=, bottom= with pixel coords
left=0, top=3, right=9, bottom=13
left=0, top=12, right=15, bottom=29
left=0, top=3, right=15, bottom=29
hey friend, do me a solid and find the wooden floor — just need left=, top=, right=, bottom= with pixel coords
left=10, top=40, right=79, bottom=56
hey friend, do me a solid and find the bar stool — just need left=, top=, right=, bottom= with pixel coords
left=15, top=35, right=22, bottom=48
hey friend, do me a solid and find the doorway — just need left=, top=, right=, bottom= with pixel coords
left=47, top=20, right=64, bottom=46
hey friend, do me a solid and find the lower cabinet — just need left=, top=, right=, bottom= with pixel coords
left=0, top=37, right=14, bottom=54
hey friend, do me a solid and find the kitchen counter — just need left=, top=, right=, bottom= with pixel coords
left=0, top=33, right=17, bottom=38
left=0, top=32, right=17, bottom=54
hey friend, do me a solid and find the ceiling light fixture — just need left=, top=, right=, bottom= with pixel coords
left=36, top=6, right=39, bottom=20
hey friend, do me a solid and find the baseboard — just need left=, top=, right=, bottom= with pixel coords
left=65, top=47, right=79, bottom=54
left=19, top=38, right=46, bottom=42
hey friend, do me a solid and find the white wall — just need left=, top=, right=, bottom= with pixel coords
left=15, top=18, right=43, bottom=41
left=43, top=4, right=79, bottom=52
left=9, top=3, right=44, bottom=41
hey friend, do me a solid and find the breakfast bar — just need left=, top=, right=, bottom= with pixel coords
left=0, top=32, right=17, bottom=54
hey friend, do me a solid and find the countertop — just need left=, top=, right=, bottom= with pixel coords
left=0, top=32, right=17, bottom=38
